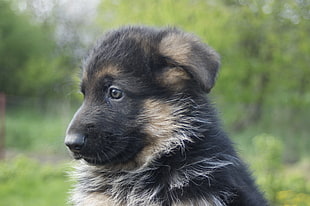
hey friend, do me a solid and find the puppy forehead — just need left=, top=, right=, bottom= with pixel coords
left=82, top=65, right=121, bottom=83
left=82, top=64, right=149, bottom=94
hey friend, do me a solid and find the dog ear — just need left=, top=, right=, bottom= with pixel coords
left=159, top=30, right=220, bottom=93
left=156, top=66, right=191, bottom=91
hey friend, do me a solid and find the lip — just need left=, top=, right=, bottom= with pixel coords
left=70, top=151, right=107, bottom=165
left=71, top=152, right=83, bottom=160
left=83, top=157, right=108, bottom=165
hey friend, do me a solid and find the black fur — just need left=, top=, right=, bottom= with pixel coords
left=65, top=26, right=268, bottom=206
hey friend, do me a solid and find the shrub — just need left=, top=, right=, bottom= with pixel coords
left=252, top=134, right=310, bottom=206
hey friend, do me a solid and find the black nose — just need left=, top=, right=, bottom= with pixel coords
left=65, top=133, right=85, bottom=152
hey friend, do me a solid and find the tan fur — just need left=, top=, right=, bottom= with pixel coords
left=77, top=98, right=188, bottom=171
left=134, top=99, right=176, bottom=166
left=75, top=192, right=220, bottom=206
left=81, top=70, right=88, bottom=84
left=129, top=35, right=152, bottom=54
left=157, top=67, right=190, bottom=91
left=141, top=99, right=176, bottom=139
left=159, top=31, right=220, bottom=92
left=75, top=192, right=219, bottom=206
left=134, top=99, right=192, bottom=167
left=96, top=65, right=120, bottom=78
left=159, top=32, right=192, bottom=66
left=73, top=192, right=116, bottom=206
left=172, top=198, right=223, bottom=206
left=82, top=65, right=120, bottom=83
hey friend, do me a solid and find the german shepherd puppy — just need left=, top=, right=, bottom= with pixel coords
left=65, top=26, right=268, bottom=206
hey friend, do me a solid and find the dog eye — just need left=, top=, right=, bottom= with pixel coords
left=109, top=87, right=123, bottom=99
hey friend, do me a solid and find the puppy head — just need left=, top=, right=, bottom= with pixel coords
left=65, top=26, right=220, bottom=169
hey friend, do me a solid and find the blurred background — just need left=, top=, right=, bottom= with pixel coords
left=0, top=0, right=309, bottom=205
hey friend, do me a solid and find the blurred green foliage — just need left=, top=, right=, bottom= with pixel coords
left=5, top=102, right=73, bottom=153
left=0, top=0, right=74, bottom=98
left=0, top=156, right=71, bottom=206
left=251, top=134, right=310, bottom=206
left=0, top=0, right=309, bottom=205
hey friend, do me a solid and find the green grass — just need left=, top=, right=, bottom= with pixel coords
left=0, top=156, right=72, bottom=206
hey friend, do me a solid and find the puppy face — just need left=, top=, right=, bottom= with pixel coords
left=65, top=26, right=220, bottom=168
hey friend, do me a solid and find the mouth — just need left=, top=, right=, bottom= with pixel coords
left=70, top=151, right=109, bottom=165
left=67, top=131, right=145, bottom=166
left=71, top=152, right=83, bottom=160
left=83, top=157, right=107, bottom=165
